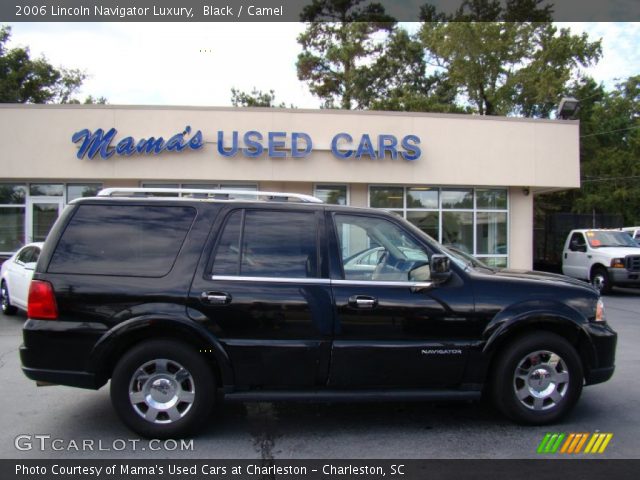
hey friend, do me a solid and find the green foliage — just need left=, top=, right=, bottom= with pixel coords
left=418, top=1, right=600, bottom=117
left=296, top=0, right=395, bottom=109
left=230, top=87, right=290, bottom=108
left=573, top=76, right=640, bottom=224
left=0, top=25, right=93, bottom=104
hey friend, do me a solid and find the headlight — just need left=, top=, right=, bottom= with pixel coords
left=610, top=258, right=625, bottom=268
left=595, top=298, right=606, bottom=322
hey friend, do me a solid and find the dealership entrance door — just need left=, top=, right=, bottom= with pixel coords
left=26, top=198, right=64, bottom=243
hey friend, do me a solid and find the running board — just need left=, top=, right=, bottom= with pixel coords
left=223, top=389, right=481, bottom=403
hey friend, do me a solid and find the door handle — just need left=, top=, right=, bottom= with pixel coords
left=201, top=292, right=232, bottom=305
left=348, top=295, right=377, bottom=309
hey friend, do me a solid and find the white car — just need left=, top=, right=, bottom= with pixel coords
left=562, top=229, right=640, bottom=294
left=1, top=242, right=44, bottom=315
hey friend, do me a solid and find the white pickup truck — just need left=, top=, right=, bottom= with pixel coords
left=562, top=229, right=640, bottom=294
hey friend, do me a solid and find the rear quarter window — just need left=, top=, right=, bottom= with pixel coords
left=48, top=204, right=196, bottom=277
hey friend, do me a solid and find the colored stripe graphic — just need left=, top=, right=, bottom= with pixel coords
left=585, top=433, right=614, bottom=454
left=537, top=433, right=565, bottom=453
left=539, top=433, right=614, bottom=454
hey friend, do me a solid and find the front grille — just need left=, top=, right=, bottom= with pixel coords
left=625, top=255, right=640, bottom=271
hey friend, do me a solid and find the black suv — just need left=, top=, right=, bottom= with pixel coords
left=19, top=188, right=617, bottom=438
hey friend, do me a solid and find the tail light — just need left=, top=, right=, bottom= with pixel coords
left=28, top=280, right=58, bottom=320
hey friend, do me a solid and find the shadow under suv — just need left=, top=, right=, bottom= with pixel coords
left=19, top=188, right=617, bottom=438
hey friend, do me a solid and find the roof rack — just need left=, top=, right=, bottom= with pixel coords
left=96, top=188, right=324, bottom=204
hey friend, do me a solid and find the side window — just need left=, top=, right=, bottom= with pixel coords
left=16, top=247, right=33, bottom=264
left=212, top=211, right=242, bottom=276
left=335, top=214, right=429, bottom=282
left=212, top=209, right=318, bottom=279
left=48, top=205, right=196, bottom=277
left=570, top=233, right=586, bottom=250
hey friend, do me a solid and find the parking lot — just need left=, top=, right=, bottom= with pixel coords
left=1, top=291, right=638, bottom=460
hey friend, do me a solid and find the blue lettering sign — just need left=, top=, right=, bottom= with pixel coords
left=377, top=134, right=398, bottom=160
left=400, top=135, right=421, bottom=161
left=355, top=134, right=376, bottom=160
left=218, top=130, right=238, bottom=157
left=268, top=131, right=287, bottom=158
left=243, top=131, right=264, bottom=158
left=291, top=132, right=312, bottom=158
left=72, top=126, right=204, bottom=159
left=331, top=133, right=354, bottom=159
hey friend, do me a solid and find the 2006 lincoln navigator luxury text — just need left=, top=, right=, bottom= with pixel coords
left=18, top=188, right=617, bottom=438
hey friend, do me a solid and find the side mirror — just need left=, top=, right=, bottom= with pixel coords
left=430, top=254, right=452, bottom=284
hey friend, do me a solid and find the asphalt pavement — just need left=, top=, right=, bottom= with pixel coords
left=1, top=290, right=638, bottom=460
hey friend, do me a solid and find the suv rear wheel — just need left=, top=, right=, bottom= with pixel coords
left=492, top=332, right=583, bottom=425
left=110, top=339, right=216, bottom=438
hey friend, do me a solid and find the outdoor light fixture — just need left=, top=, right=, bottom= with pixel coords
left=557, top=97, right=580, bottom=119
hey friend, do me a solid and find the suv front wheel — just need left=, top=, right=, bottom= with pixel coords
left=492, top=332, right=583, bottom=425
left=110, top=339, right=216, bottom=438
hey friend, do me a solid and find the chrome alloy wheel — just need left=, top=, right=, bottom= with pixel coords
left=592, top=272, right=607, bottom=292
left=128, top=359, right=195, bottom=424
left=1, top=284, right=9, bottom=311
left=513, top=350, right=569, bottom=411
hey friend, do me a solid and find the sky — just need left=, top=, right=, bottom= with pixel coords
left=5, top=22, right=640, bottom=109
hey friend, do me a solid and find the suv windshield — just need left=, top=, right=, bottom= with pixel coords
left=586, top=231, right=639, bottom=248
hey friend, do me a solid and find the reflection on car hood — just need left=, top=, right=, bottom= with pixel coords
left=489, top=268, right=596, bottom=290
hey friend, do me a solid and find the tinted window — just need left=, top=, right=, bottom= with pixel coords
left=49, top=205, right=196, bottom=277
left=212, top=209, right=318, bottom=278
left=212, top=210, right=242, bottom=275
left=242, top=210, right=317, bottom=278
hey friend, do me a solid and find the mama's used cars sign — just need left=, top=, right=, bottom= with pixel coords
left=72, top=126, right=421, bottom=161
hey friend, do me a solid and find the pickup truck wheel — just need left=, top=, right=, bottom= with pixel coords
left=110, top=339, right=215, bottom=438
left=492, top=332, right=583, bottom=425
left=591, top=267, right=612, bottom=295
left=1, top=281, right=17, bottom=315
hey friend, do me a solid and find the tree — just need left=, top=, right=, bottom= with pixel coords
left=573, top=76, right=640, bottom=224
left=230, top=87, right=289, bottom=108
left=0, top=25, right=100, bottom=104
left=418, top=1, right=601, bottom=116
left=296, top=0, right=395, bottom=109
left=359, top=28, right=464, bottom=113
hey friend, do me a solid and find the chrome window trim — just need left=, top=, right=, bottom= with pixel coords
left=210, top=275, right=330, bottom=285
left=210, top=275, right=433, bottom=289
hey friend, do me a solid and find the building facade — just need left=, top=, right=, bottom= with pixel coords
left=0, top=105, right=580, bottom=268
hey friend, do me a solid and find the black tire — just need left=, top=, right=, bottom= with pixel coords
left=492, top=332, right=583, bottom=425
left=110, top=339, right=216, bottom=438
left=1, top=281, right=18, bottom=316
left=591, top=266, right=612, bottom=295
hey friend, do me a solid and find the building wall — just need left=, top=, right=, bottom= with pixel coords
left=1, top=105, right=579, bottom=191
left=0, top=105, right=577, bottom=269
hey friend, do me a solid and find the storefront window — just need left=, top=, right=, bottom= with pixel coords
left=442, top=189, right=473, bottom=209
left=407, top=187, right=438, bottom=208
left=0, top=184, right=26, bottom=204
left=476, top=212, right=508, bottom=254
left=407, top=211, right=439, bottom=240
left=369, top=186, right=508, bottom=266
left=370, top=186, right=403, bottom=209
left=0, top=207, right=25, bottom=252
left=29, top=184, right=64, bottom=196
left=315, top=185, right=348, bottom=205
left=476, top=189, right=508, bottom=210
left=67, top=184, right=102, bottom=202
left=442, top=212, right=474, bottom=253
